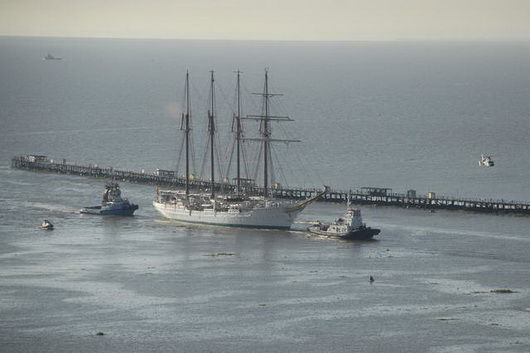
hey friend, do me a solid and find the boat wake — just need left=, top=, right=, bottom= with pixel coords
left=24, top=202, right=77, bottom=214
left=378, top=222, right=530, bottom=242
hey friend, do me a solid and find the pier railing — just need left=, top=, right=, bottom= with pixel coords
left=11, top=155, right=530, bottom=215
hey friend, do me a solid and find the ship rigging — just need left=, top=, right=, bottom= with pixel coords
left=153, top=69, right=324, bottom=229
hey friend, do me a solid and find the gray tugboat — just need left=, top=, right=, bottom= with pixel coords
left=308, top=201, right=380, bottom=240
left=80, top=183, right=138, bottom=216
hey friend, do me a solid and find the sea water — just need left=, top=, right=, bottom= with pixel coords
left=0, top=37, right=529, bottom=352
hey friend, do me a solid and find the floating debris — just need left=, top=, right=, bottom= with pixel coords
left=96, top=332, right=105, bottom=336
left=369, top=276, right=375, bottom=283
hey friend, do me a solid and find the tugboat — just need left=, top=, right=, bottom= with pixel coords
left=308, top=201, right=380, bottom=240
left=39, top=220, right=54, bottom=230
left=80, top=183, right=138, bottom=216
left=479, top=154, right=494, bottom=167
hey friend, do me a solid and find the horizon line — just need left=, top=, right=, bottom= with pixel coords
left=2, top=34, right=530, bottom=43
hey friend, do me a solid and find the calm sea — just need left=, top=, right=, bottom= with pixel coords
left=1, top=37, right=529, bottom=352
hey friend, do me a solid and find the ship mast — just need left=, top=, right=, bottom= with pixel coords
left=182, top=71, right=191, bottom=199
left=234, top=70, right=242, bottom=194
left=243, top=69, right=300, bottom=199
left=208, top=70, right=216, bottom=198
left=263, top=71, right=270, bottom=198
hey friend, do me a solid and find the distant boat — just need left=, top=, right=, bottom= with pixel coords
left=43, top=53, right=62, bottom=60
left=307, top=201, right=380, bottom=240
left=80, top=183, right=138, bottom=216
left=479, top=154, right=494, bottom=167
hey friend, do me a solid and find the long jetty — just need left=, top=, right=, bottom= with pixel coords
left=11, top=155, right=530, bottom=215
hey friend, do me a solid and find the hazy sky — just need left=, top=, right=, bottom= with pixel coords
left=1, top=0, right=529, bottom=41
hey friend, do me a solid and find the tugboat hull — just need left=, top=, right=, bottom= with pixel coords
left=308, top=226, right=380, bottom=240
left=339, top=227, right=380, bottom=240
left=80, top=204, right=138, bottom=216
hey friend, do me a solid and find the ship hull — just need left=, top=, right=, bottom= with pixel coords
left=308, top=226, right=380, bottom=240
left=153, top=201, right=298, bottom=229
left=80, top=204, right=138, bottom=216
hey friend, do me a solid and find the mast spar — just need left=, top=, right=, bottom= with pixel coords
left=263, top=70, right=270, bottom=198
left=182, top=71, right=191, bottom=199
left=208, top=70, right=216, bottom=199
left=243, top=69, right=300, bottom=199
left=234, top=70, right=242, bottom=194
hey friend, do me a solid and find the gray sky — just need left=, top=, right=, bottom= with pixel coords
left=1, top=0, right=529, bottom=40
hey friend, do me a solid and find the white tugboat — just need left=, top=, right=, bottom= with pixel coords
left=308, top=200, right=380, bottom=240
left=153, top=70, right=325, bottom=229
left=479, top=154, right=494, bottom=167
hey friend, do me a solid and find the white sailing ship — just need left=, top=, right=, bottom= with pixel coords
left=153, top=70, right=324, bottom=229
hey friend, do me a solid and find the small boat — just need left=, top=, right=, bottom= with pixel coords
left=43, top=53, right=62, bottom=60
left=308, top=204, right=380, bottom=240
left=39, top=220, right=54, bottom=230
left=479, top=154, right=494, bottom=167
left=80, top=183, right=138, bottom=216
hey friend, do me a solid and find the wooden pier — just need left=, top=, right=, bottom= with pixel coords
left=11, top=155, right=530, bottom=215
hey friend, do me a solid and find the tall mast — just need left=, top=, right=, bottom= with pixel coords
left=242, top=69, right=300, bottom=199
left=235, top=70, right=242, bottom=194
left=184, top=71, right=191, bottom=199
left=263, top=70, right=270, bottom=198
left=208, top=70, right=216, bottom=198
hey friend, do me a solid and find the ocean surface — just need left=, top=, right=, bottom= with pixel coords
left=1, top=37, right=529, bottom=352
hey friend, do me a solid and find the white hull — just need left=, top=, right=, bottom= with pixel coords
left=153, top=200, right=300, bottom=229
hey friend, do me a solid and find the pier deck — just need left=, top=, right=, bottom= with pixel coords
left=11, top=155, right=530, bottom=215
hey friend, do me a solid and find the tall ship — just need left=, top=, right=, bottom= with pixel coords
left=153, top=70, right=324, bottom=229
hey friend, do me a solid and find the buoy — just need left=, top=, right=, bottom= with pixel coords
left=369, top=276, right=374, bottom=283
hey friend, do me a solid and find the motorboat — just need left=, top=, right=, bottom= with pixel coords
left=39, top=220, right=54, bottom=230
left=479, top=154, right=494, bottom=167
